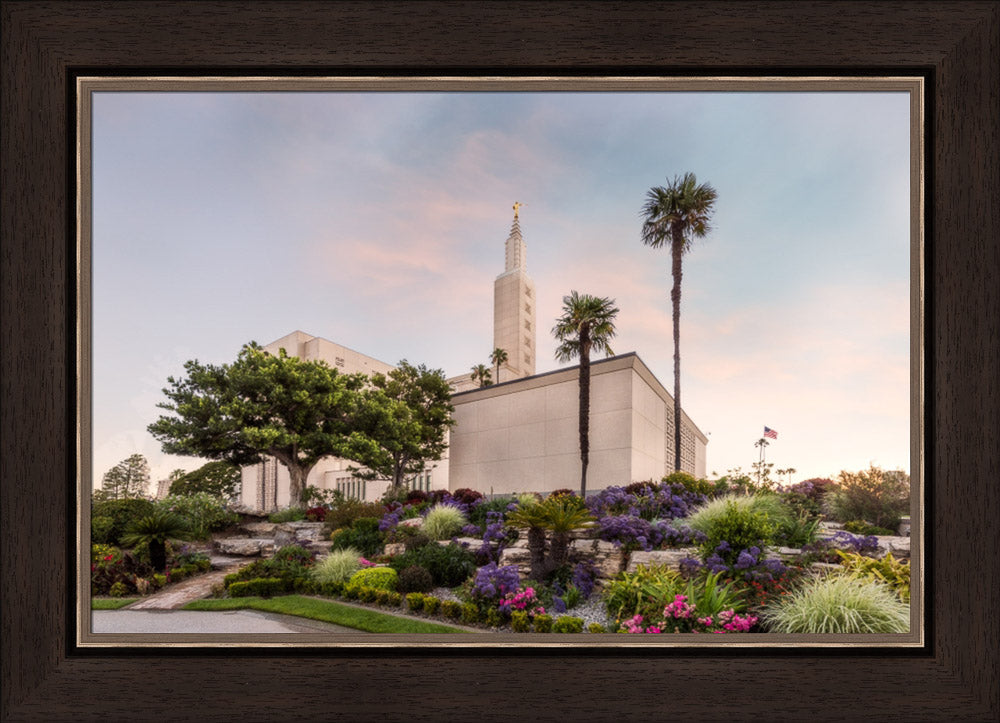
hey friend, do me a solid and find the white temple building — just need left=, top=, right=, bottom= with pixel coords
left=239, top=205, right=707, bottom=511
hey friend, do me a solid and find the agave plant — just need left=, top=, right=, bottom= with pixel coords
left=120, top=508, right=191, bottom=572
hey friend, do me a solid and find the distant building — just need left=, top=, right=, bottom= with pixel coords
left=239, top=205, right=707, bottom=511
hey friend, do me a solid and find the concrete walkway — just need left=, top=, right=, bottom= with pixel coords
left=127, top=555, right=247, bottom=610
left=93, top=609, right=365, bottom=634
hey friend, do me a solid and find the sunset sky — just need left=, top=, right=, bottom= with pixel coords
left=91, top=87, right=912, bottom=490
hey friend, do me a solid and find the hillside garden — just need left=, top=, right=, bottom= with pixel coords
left=92, top=466, right=912, bottom=635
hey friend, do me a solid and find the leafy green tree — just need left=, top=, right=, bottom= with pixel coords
left=489, top=347, right=508, bottom=383
left=552, top=291, right=619, bottom=498
left=169, top=460, right=242, bottom=500
left=470, top=363, right=493, bottom=388
left=98, top=453, right=150, bottom=500
left=350, top=360, right=455, bottom=491
left=148, top=342, right=375, bottom=507
left=641, top=172, right=718, bottom=471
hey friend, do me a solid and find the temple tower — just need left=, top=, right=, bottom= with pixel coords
left=493, top=202, right=536, bottom=382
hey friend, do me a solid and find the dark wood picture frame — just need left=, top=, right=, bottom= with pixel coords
left=2, top=2, right=997, bottom=721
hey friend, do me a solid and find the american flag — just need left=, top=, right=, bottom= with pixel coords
left=764, top=426, right=778, bottom=439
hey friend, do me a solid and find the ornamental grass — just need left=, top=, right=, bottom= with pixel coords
left=761, top=573, right=910, bottom=634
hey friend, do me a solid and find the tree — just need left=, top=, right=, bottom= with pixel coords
left=349, top=360, right=455, bottom=491
left=489, top=347, right=508, bottom=383
left=470, top=363, right=493, bottom=388
left=120, top=508, right=190, bottom=572
left=552, top=291, right=619, bottom=498
left=148, top=342, right=374, bottom=507
left=641, top=172, right=718, bottom=471
left=99, top=454, right=150, bottom=500
left=169, top=460, right=242, bottom=500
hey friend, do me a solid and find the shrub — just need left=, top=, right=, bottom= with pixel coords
left=375, top=589, right=392, bottom=605
left=467, top=495, right=518, bottom=529
left=533, top=614, right=554, bottom=633
left=312, top=547, right=363, bottom=585
left=305, top=506, right=328, bottom=522
left=228, top=577, right=285, bottom=598
left=396, top=564, right=435, bottom=594
left=108, top=581, right=129, bottom=598
left=510, top=610, right=531, bottom=632
left=484, top=607, right=504, bottom=628
left=330, top=517, right=385, bottom=558
left=761, top=574, right=910, bottom=634
left=780, top=477, right=837, bottom=517
left=602, top=564, right=683, bottom=624
left=588, top=623, right=606, bottom=634
left=388, top=542, right=477, bottom=587
left=324, top=499, right=387, bottom=533
left=358, top=586, right=378, bottom=603
left=440, top=600, right=463, bottom=620
left=824, top=466, right=909, bottom=530
left=451, top=488, right=484, bottom=506
left=169, top=567, right=187, bottom=582
left=422, top=595, right=441, bottom=615
left=461, top=602, right=480, bottom=624
left=406, top=592, right=425, bottom=611
left=470, top=562, right=521, bottom=603
left=91, top=498, right=157, bottom=546
left=837, top=550, right=911, bottom=602
left=342, top=584, right=361, bottom=600
left=422, top=504, right=470, bottom=540
left=223, top=546, right=314, bottom=591
left=691, top=498, right=776, bottom=567
left=268, top=506, right=306, bottom=523
left=662, top=471, right=716, bottom=497
left=153, top=573, right=167, bottom=588
left=843, top=520, right=897, bottom=537
left=121, top=508, right=192, bottom=572
left=552, top=616, right=584, bottom=634
left=156, top=493, right=238, bottom=539
left=347, top=566, right=398, bottom=591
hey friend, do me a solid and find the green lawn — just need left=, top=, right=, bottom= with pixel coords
left=183, top=595, right=474, bottom=634
left=92, top=598, right=138, bottom=610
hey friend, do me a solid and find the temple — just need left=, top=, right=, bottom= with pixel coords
left=238, top=205, right=707, bottom=511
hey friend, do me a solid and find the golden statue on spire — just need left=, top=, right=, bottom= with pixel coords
left=513, top=201, right=523, bottom=218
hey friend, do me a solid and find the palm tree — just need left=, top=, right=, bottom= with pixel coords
left=641, top=172, right=718, bottom=472
left=470, top=364, right=492, bottom=388
left=552, top=291, right=619, bottom=498
left=120, top=508, right=191, bottom=572
left=489, top=347, right=508, bottom=384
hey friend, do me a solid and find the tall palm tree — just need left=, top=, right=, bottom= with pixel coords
left=552, top=291, right=619, bottom=498
left=489, top=347, right=508, bottom=384
left=470, top=364, right=492, bottom=388
left=641, top=172, right=718, bottom=472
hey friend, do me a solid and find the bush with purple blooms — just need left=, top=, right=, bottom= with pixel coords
left=587, top=481, right=707, bottom=522
left=690, top=543, right=788, bottom=584
left=470, top=562, right=521, bottom=605
left=800, top=530, right=880, bottom=563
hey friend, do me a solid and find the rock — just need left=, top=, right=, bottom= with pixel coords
left=213, top=538, right=273, bottom=557
left=273, top=521, right=326, bottom=547
left=240, top=522, right=277, bottom=538
left=877, top=536, right=911, bottom=559
left=625, top=547, right=700, bottom=573
left=384, top=542, right=406, bottom=557
left=774, top=546, right=804, bottom=560
left=399, top=517, right=422, bottom=528
left=571, top=538, right=627, bottom=578
left=497, top=547, right=532, bottom=577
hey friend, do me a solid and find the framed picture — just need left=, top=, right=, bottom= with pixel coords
left=3, top=2, right=997, bottom=721
left=74, top=75, right=923, bottom=651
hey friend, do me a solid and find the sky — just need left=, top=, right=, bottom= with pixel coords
left=90, top=88, right=912, bottom=491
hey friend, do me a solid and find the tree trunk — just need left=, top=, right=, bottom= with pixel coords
left=671, top=228, right=684, bottom=472
left=149, top=540, right=167, bottom=573
left=579, top=329, right=591, bottom=498
left=549, top=531, right=571, bottom=569
left=527, top=526, right=547, bottom=581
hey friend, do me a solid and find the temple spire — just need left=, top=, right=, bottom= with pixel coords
left=494, top=202, right=536, bottom=380
left=505, top=202, right=526, bottom=273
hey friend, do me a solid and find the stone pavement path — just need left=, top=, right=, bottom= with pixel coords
left=127, top=555, right=247, bottom=610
